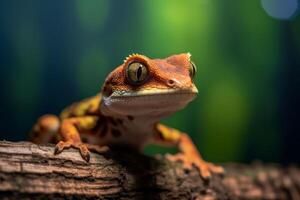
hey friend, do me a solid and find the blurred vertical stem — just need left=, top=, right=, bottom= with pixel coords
left=8, top=4, right=43, bottom=121
left=75, top=0, right=110, bottom=96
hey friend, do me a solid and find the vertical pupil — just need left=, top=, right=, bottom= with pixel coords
left=136, top=65, right=142, bottom=80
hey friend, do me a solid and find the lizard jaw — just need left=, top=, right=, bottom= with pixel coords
left=100, top=86, right=198, bottom=118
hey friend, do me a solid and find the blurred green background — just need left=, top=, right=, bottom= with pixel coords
left=0, top=0, right=299, bottom=163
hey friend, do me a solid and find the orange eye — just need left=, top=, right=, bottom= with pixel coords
left=126, top=62, right=149, bottom=85
left=189, top=61, right=197, bottom=79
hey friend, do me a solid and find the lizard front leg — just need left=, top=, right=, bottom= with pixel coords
left=153, top=124, right=224, bottom=179
left=30, top=114, right=60, bottom=144
left=55, top=116, right=106, bottom=162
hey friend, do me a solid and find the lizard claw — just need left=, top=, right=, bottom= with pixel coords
left=166, top=153, right=224, bottom=180
left=78, top=143, right=90, bottom=162
left=54, top=146, right=62, bottom=155
left=54, top=141, right=110, bottom=162
left=81, top=151, right=90, bottom=162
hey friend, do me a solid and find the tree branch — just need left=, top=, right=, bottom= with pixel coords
left=0, top=141, right=299, bottom=199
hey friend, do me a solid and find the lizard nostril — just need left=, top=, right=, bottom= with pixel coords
left=167, top=79, right=175, bottom=86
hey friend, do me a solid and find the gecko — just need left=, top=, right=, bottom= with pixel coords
left=30, top=53, right=224, bottom=179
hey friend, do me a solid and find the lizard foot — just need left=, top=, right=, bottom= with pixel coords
left=54, top=141, right=90, bottom=162
left=166, top=153, right=224, bottom=180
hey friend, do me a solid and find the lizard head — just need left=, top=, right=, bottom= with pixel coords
left=100, top=53, right=198, bottom=119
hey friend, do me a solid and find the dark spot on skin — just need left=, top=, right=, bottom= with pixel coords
left=158, top=132, right=164, bottom=140
left=100, top=124, right=108, bottom=137
left=116, top=118, right=123, bottom=125
left=111, top=128, right=121, bottom=137
left=184, top=168, right=190, bottom=174
left=127, top=115, right=134, bottom=121
left=108, top=117, right=117, bottom=126
left=81, top=137, right=88, bottom=143
left=92, top=120, right=102, bottom=132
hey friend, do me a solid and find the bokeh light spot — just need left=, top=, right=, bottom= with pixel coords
left=261, top=0, right=299, bottom=20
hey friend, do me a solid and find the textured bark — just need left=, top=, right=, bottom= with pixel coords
left=0, top=141, right=299, bottom=200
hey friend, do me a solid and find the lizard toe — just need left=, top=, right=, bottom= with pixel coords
left=166, top=153, right=193, bottom=170
left=77, top=143, right=91, bottom=162
left=166, top=153, right=223, bottom=180
left=82, top=152, right=90, bottom=162
left=194, top=161, right=212, bottom=180
left=54, top=141, right=72, bottom=155
left=54, top=146, right=62, bottom=155
left=194, top=161, right=225, bottom=180
left=207, top=162, right=225, bottom=174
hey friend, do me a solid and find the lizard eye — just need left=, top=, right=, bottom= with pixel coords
left=126, top=62, right=149, bottom=85
left=189, top=61, right=197, bottom=79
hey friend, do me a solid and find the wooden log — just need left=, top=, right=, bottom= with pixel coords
left=0, top=141, right=299, bottom=200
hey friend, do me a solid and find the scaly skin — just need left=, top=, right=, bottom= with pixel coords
left=30, top=53, right=224, bottom=179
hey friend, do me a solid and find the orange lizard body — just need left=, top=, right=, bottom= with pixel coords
left=30, top=53, right=223, bottom=179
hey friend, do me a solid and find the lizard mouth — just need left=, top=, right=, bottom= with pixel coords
left=111, top=86, right=198, bottom=98
left=101, top=86, right=198, bottom=117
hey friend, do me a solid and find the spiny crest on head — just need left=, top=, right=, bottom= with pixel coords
left=187, top=52, right=192, bottom=61
left=123, top=53, right=142, bottom=63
